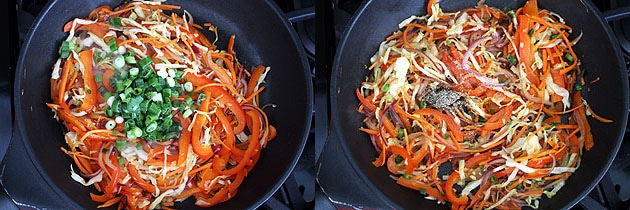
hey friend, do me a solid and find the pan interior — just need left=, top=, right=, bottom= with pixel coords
left=14, top=0, right=312, bottom=209
left=331, top=0, right=628, bottom=209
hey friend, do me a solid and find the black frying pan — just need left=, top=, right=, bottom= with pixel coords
left=328, top=0, right=629, bottom=209
left=10, top=0, right=312, bottom=209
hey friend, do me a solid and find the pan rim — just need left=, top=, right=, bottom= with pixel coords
left=12, top=0, right=313, bottom=209
left=328, top=0, right=630, bottom=209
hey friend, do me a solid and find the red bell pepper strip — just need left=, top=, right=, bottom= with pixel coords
left=389, top=145, right=410, bottom=160
left=213, top=110, right=261, bottom=175
left=205, top=86, right=246, bottom=134
left=227, top=169, right=247, bottom=194
left=184, top=73, right=212, bottom=87
left=482, top=104, right=514, bottom=131
left=523, top=0, right=538, bottom=16
left=191, top=89, right=214, bottom=159
left=517, top=14, right=540, bottom=86
left=572, top=91, right=594, bottom=151
left=464, top=151, right=493, bottom=168
left=101, top=67, right=115, bottom=93
left=356, top=88, right=377, bottom=112
left=90, top=192, right=115, bottom=203
left=78, top=49, right=103, bottom=112
left=57, top=55, right=74, bottom=111
left=194, top=186, right=228, bottom=207
left=215, top=107, right=236, bottom=149
left=246, top=65, right=266, bottom=104
left=184, top=73, right=247, bottom=134
left=396, top=178, right=446, bottom=201
left=176, top=116, right=192, bottom=165
left=104, top=154, right=121, bottom=194
left=414, top=108, right=464, bottom=145
left=444, top=171, right=469, bottom=205
left=527, top=145, right=567, bottom=168
left=126, top=164, right=156, bottom=194
left=467, top=175, right=492, bottom=208
left=406, top=144, right=428, bottom=175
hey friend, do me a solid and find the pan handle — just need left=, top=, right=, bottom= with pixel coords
left=602, top=7, right=630, bottom=22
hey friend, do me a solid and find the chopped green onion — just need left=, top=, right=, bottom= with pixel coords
left=507, top=55, right=517, bottom=63
left=508, top=11, right=516, bottom=19
left=398, top=128, right=404, bottom=139
left=403, top=174, right=413, bottom=179
left=145, top=122, right=158, bottom=133
left=185, top=97, right=194, bottom=106
left=382, top=83, right=390, bottom=92
left=113, top=56, right=125, bottom=69
left=105, top=108, right=113, bottom=117
left=109, top=17, right=122, bottom=27
left=575, top=83, right=583, bottom=91
left=184, top=82, right=193, bottom=92
left=491, top=176, right=498, bottom=183
left=127, top=127, right=143, bottom=139
left=93, top=50, right=104, bottom=63
left=115, top=116, right=124, bottom=124
left=550, top=33, right=558, bottom=39
left=418, top=100, right=425, bottom=109
left=125, top=56, right=136, bottom=64
left=419, top=188, right=427, bottom=196
left=105, top=120, right=116, bottom=130
left=166, top=77, right=175, bottom=87
left=108, top=37, right=118, bottom=52
left=197, top=93, right=207, bottom=104
left=182, top=109, right=193, bottom=118
left=395, top=156, right=403, bottom=164
left=129, top=67, right=139, bottom=77
left=115, top=139, right=126, bottom=151
left=95, top=74, right=103, bottom=83
left=118, top=156, right=125, bottom=165
left=106, top=55, right=182, bottom=142
left=138, top=57, right=153, bottom=70
left=564, top=53, right=574, bottom=64
left=528, top=29, right=534, bottom=37
left=125, top=50, right=135, bottom=57
left=60, top=41, right=72, bottom=59
left=124, top=51, right=136, bottom=63
left=147, top=77, right=158, bottom=87
left=174, top=70, right=185, bottom=80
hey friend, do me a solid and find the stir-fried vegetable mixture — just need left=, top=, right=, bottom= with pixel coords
left=356, top=0, right=611, bottom=209
left=47, top=1, right=276, bottom=208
